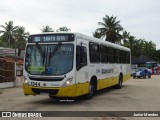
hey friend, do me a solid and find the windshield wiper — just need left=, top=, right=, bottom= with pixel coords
left=48, top=42, right=62, bottom=66
left=49, top=42, right=62, bottom=58
left=35, top=42, right=44, bottom=57
left=35, top=42, right=46, bottom=65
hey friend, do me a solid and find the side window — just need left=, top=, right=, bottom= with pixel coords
left=120, top=50, right=129, bottom=64
left=100, top=45, right=108, bottom=63
left=115, top=49, right=120, bottom=63
left=108, top=47, right=114, bottom=63
left=76, top=46, right=87, bottom=70
left=89, top=42, right=100, bottom=63
left=126, top=51, right=130, bottom=64
left=122, top=50, right=125, bottom=63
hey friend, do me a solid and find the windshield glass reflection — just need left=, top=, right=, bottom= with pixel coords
left=25, top=44, right=74, bottom=75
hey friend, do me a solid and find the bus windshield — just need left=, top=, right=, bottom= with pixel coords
left=25, top=44, right=74, bottom=75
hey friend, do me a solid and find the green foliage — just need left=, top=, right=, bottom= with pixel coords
left=94, top=14, right=159, bottom=62
left=123, top=37, right=156, bottom=59
left=0, top=19, right=159, bottom=63
left=153, top=49, right=160, bottom=62
left=0, top=21, right=29, bottom=48
left=41, top=25, right=54, bottom=32
left=96, top=15, right=123, bottom=44
left=93, top=30, right=102, bottom=39
left=41, top=26, right=71, bottom=32
left=0, top=21, right=18, bottom=48
left=15, top=26, right=29, bottom=48
left=56, top=26, right=71, bottom=32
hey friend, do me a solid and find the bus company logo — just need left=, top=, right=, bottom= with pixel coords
left=1, top=112, right=42, bottom=117
left=2, top=112, right=11, bottom=117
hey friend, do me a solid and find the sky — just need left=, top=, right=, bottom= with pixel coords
left=0, top=0, right=160, bottom=49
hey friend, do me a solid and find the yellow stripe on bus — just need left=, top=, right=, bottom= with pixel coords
left=23, top=74, right=131, bottom=97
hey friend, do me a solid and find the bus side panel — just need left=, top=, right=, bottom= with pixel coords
left=123, top=74, right=131, bottom=82
left=97, top=76, right=119, bottom=90
left=75, top=82, right=89, bottom=96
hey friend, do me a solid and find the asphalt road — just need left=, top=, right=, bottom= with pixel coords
left=0, top=75, right=160, bottom=120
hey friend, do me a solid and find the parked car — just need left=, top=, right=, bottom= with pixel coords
left=131, top=68, right=137, bottom=76
left=132, top=67, right=152, bottom=79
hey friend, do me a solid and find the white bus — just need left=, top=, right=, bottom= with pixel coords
left=23, top=32, right=131, bottom=99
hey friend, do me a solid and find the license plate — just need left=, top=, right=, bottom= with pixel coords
left=40, top=92, right=49, bottom=95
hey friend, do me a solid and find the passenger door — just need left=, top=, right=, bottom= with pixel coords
left=75, top=39, right=89, bottom=96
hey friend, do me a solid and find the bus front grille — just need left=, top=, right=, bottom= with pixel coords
left=32, top=88, right=59, bottom=95
left=29, top=77, right=63, bottom=81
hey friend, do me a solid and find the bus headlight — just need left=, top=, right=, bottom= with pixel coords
left=24, top=76, right=29, bottom=85
left=24, top=80, right=28, bottom=84
left=62, top=77, right=73, bottom=87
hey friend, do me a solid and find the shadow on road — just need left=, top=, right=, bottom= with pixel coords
left=29, top=85, right=130, bottom=105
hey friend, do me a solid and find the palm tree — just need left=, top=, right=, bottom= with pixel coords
left=0, top=21, right=18, bottom=48
left=0, top=36, right=5, bottom=47
left=93, top=30, right=102, bottom=39
left=143, top=41, right=156, bottom=58
left=15, top=26, right=29, bottom=48
left=56, top=26, right=71, bottom=32
left=123, top=35, right=137, bottom=58
left=41, top=25, right=54, bottom=32
left=153, top=49, right=160, bottom=62
left=122, top=31, right=130, bottom=43
left=134, top=39, right=145, bottom=57
left=96, top=15, right=123, bottom=44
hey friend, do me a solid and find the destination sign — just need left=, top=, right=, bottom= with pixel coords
left=28, top=34, right=74, bottom=43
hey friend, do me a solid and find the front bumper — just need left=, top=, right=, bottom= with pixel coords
left=23, top=84, right=77, bottom=97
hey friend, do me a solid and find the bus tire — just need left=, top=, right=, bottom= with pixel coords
left=85, top=83, right=94, bottom=99
left=85, top=77, right=97, bottom=99
left=115, top=75, right=123, bottom=89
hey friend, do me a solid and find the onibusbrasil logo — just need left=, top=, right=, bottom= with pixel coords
left=2, top=112, right=42, bottom=117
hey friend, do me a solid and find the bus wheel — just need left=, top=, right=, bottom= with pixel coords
left=85, top=83, right=94, bottom=99
left=115, top=75, right=123, bottom=89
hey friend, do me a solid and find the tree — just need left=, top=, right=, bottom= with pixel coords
left=56, top=26, right=71, bottom=32
left=122, top=31, right=130, bottom=43
left=153, top=49, right=160, bottom=62
left=122, top=35, right=157, bottom=59
left=143, top=41, right=156, bottom=58
left=93, top=30, right=102, bottom=39
left=96, top=15, right=123, bottom=44
left=15, top=26, right=29, bottom=48
left=123, top=35, right=137, bottom=58
left=0, top=21, right=18, bottom=48
left=41, top=25, right=54, bottom=32
left=0, top=36, right=5, bottom=47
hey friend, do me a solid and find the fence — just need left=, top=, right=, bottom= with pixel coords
left=0, top=58, right=23, bottom=88
left=0, top=60, right=15, bottom=83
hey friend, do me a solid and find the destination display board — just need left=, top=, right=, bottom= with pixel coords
left=28, top=34, right=74, bottom=43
